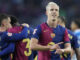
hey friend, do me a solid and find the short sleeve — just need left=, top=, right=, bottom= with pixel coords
left=32, top=25, right=41, bottom=40
left=64, top=29, right=70, bottom=43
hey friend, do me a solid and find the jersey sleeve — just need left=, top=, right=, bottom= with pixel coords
left=72, top=35, right=79, bottom=49
left=64, top=29, right=70, bottom=43
left=0, top=43, right=15, bottom=57
left=5, top=26, right=28, bottom=42
left=32, top=25, right=41, bottom=40
left=29, top=27, right=34, bottom=38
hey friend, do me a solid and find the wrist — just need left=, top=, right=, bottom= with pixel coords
left=45, top=45, right=51, bottom=50
left=48, top=45, right=51, bottom=50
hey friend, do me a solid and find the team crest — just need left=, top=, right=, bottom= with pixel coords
left=51, top=33, right=55, bottom=38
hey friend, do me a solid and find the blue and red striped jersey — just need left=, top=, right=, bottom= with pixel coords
left=8, top=26, right=34, bottom=60
left=32, top=23, right=70, bottom=60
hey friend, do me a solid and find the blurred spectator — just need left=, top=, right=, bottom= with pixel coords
left=0, top=0, right=80, bottom=28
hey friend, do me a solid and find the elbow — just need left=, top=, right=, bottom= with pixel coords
left=30, top=43, right=36, bottom=50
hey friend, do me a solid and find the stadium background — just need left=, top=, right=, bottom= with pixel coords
left=0, top=0, right=80, bottom=28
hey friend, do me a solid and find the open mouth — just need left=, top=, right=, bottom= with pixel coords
left=52, top=19, right=56, bottom=21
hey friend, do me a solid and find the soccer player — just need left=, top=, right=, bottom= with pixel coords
left=30, top=2, right=71, bottom=60
left=58, top=16, right=80, bottom=60
left=71, top=18, right=80, bottom=60
left=8, top=16, right=34, bottom=60
left=0, top=14, right=15, bottom=60
left=0, top=14, right=28, bottom=60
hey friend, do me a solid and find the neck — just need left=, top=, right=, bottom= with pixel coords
left=0, top=26, right=6, bottom=32
left=47, top=20, right=57, bottom=28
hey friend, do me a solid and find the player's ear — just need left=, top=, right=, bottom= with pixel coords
left=1, top=22, right=5, bottom=26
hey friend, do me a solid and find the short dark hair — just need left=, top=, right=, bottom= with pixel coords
left=0, top=14, right=9, bottom=26
left=10, top=15, right=19, bottom=26
left=58, top=16, right=66, bottom=24
left=72, top=18, right=80, bottom=28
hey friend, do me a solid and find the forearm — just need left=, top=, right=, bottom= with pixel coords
left=30, top=44, right=50, bottom=51
left=63, top=43, right=71, bottom=53
left=30, top=38, right=51, bottom=51
left=6, top=27, right=28, bottom=41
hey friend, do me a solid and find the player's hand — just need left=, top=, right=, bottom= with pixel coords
left=55, top=49, right=64, bottom=54
left=50, top=42, right=63, bottom=50
left=21, top=23, right=29, bottom=27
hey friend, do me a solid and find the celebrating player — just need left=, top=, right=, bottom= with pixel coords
left=30, top=2, right=71, bottom=60
left=0, top=14, right=28, bottom=60
left=71, top=18, right=80, bottom=60
left=58, top=16, right=80, bottom=60
left=8, top=15, right=34, bottom=60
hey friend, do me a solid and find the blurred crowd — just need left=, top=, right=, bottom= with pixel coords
left=0, top=0, right=80, bottom=28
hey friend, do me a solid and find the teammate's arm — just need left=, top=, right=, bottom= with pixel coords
left=5, top=26, right=28, bottom=41
left=0, top=43, right=15, bottom=57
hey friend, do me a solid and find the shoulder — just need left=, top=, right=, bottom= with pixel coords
left=68, top=29, right=73, bottom=35
left=35, top=25, right=42, bottom=31
left=57, top=25, right=66, bottom=32
left=40, top=23, right=47, bottom=28
left=58, top=25, right=66, bottom=30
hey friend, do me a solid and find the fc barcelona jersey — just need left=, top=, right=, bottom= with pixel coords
left=32, top=23, right=70, bottom=60
left=8, top=26, right=33, bottom=60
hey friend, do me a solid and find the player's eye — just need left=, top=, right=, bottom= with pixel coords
left=55, top=9, right=58, bottom=11
left=50, top=9, right=54, bottom=11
